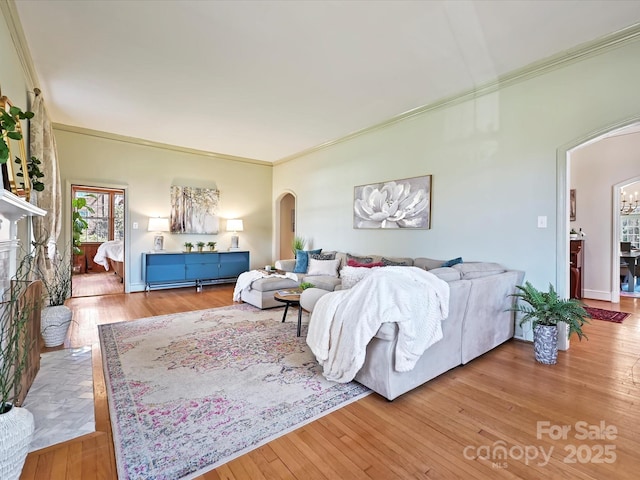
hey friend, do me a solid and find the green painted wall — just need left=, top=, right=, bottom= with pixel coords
left=273, top=38, right=640, bottom=338
left=54, top=129, right=273, bottom=291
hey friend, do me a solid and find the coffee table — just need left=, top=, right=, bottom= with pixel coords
left=274, top=289, right=303, bottom=336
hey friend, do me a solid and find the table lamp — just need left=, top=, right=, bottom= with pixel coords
left=148, top=217, right=170, bottom=251
left=226, top=219, right=244, bottom=250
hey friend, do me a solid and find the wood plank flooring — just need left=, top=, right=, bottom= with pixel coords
left=71, top=271, right=124, bottom=298
left=21, top=286, right=640, bottom=479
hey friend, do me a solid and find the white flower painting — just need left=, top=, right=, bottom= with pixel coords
left=353, top=175, right=431, bottom=229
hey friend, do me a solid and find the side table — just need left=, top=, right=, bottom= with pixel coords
left=274, top=289, right=303, bottom=336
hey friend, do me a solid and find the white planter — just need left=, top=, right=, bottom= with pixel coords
left=41, top=305, right=73, bottom=347
left=0, top=405, right=34, bottom=480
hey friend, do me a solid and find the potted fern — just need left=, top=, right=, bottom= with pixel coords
left=509, top=282, right=590, bottom=364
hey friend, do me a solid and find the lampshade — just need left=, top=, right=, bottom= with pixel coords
left=148, top=217, right=170, bottom=232
left=226, top=219, right=244, bottom=232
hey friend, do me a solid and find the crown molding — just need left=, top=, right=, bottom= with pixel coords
left=0, top=0, right=40, bottom=90
left=275, top=22, right=640, bottom=165
left=52, top=123, right=272, bottom=167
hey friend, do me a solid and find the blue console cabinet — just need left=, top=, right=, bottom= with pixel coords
left=143, top=251, right=249, bottom=291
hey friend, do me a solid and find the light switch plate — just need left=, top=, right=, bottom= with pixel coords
left=537, top=216, right=547, bottom=228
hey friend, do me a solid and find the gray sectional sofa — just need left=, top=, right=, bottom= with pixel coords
left=238, top=251, right=524, bottom=400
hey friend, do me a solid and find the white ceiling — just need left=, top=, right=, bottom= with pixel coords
left=13, top=0, right=640, bottom=163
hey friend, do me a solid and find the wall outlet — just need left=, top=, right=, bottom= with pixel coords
left=132, top=222, right=139, bottom=229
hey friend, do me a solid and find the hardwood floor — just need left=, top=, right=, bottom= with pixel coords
left=22, top=287, right=640, bottom=479
left=71, top=271, right=124, bottom=298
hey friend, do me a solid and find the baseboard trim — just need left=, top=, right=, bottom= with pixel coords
left=583, top=289, right=612, bottom=301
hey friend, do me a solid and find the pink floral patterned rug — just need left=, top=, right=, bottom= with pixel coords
left=99, top=303, right=370, bottom=480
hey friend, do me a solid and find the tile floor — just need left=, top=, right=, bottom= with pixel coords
left=22, top=347, right=96, bottom=451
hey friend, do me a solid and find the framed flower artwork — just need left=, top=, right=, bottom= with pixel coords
left=353, top=174, right=431, bottom=229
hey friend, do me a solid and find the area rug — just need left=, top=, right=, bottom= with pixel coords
left=98, top=303, right=370, bottom=480
left=584, top=306, right=630, bottom=323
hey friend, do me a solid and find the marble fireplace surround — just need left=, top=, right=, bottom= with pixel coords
left=0, top=189, right=46, bottom=299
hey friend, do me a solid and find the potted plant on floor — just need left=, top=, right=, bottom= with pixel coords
left=0, top=259, right=38, bottom=479
left=39, top=252, right=74, bottom=348
left=509, top=282, right=590, bottom=364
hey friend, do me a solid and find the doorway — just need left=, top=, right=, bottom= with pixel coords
left=71, top=184, right=126, bottom=297
left=277, top=192, right=296, bottom=261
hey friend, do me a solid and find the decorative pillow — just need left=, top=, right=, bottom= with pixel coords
left=442, top=257, right=463, bottom=267
left=310, top=252, right=336, bottom=261
left=340, top=265, right=382, bottom=289
left=306, top=258, right=341, bottom=277
left=453, top=262, right=505, bottom=279
left=414, top=257, right=447, bottom=271
left=347, top=254, right=373, bottom=264
left=347, top=259, right=384, bottom=268
left=382, top=257, right=410, bottom=266
left=293, top=249, right=322, bottom=273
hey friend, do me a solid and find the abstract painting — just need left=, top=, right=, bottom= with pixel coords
left=170, top=186, right=220, bottom=234
left=353, top=175, right=431, bottom=229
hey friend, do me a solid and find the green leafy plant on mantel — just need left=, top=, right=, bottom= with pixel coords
left=72, top=197, right=95, bottom=255
left=509, top=281, right=591, bottom=340
left=0, top=103, right=34, bottom=165
left=207, top=241, right=217, bottom=251
left=15, top=156, right=45, bottom=192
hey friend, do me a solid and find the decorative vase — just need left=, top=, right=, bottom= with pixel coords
left=41, top=305, right=73, bottom=347
left=533, top=324, right=558, bottom=364
left=0, top=404, right=34, bottom=480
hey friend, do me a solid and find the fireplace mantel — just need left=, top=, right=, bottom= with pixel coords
left=1, top=189, right=46, bottom=299
left=1, top=189, right=46, bottom=226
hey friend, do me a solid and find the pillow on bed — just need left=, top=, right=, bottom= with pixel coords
left=306, top=258, right=341, bottom=277
left=340, top=265, right=382, bottom=289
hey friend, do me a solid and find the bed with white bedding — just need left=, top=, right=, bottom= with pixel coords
left=94, top=240, right=124, bottom=281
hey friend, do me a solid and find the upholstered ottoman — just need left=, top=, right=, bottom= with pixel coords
left=240, top=275, right=300, bottom=309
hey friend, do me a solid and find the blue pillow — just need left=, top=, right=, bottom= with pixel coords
left=293, top=249, right=322, bottom=273
left=442, top=257, right=463, bottom=267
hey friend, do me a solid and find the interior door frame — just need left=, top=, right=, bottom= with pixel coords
left=66, top=179, right=130, bottom=293
left=274, top=190, right=297, bottom=262
left=614, top=175, right=640, bottom=303
left=557, top=115, right=640, bottom=349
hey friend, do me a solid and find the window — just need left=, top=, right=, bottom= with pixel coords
left=621, top=215, right=640, bottom=249
left=73, top=186, right=125, bottom=242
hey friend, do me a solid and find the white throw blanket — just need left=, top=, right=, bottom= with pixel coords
left=307, top=266, right=450, bottom=383
left=93, top=240, right=124, bottom=270
left=233, top=270, right=298, bottom=301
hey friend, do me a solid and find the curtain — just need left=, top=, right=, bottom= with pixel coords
left=29, top=89, right=62, bottom=266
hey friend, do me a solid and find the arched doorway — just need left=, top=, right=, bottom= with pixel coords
left=277, top=192, right=296, bottom=261
left=558, top=117, right=640, bottom=349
